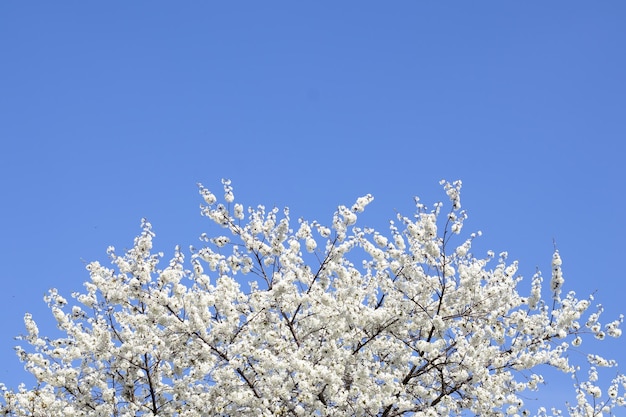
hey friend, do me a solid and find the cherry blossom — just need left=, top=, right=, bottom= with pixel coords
left=1, top=180, right=623, bottom=417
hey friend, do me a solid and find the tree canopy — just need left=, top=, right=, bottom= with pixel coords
left=1, top=180, right=624, bottom=416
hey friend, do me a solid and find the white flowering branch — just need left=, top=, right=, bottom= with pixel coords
left=0, top=180, right=623, bottom=417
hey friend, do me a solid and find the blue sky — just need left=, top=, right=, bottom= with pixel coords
left=1, top=1, right=625, bottom=410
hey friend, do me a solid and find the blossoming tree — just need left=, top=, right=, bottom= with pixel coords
left=1, top=180, right=624, bottom=416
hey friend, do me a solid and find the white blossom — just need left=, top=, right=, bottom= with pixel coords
left=1, top=180, right=623, bottom=417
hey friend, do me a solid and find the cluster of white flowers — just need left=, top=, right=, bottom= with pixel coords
left=441, top=179, right=462, bottom=210
left=1, top=180, right=624, bottom=417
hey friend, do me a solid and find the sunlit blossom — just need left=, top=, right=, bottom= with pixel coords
left=1, top=180, right=623, bottom=417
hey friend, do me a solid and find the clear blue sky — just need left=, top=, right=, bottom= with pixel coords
left=1, top=1, right=625, bottom=410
